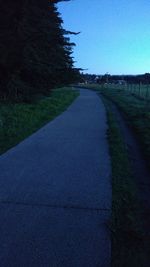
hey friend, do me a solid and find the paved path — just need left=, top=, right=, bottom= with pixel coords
left=0, top=89, right=111, bottom=267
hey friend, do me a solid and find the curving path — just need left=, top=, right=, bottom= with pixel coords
left=0, top=89, right=111, bottom=267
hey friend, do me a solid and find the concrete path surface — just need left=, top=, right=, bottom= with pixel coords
left=0, top=89, right=111, bottom=267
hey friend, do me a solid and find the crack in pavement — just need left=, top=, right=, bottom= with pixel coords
left=0, top=200, right=111, bottom=212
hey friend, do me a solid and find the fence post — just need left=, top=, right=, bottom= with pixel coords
left=130, top=84, right=132, bottom=93
left=145, top=84, right=150, bottom=111
left=133, top=84, right=135, bottom=94
left=138, top=83, right=141, bottom=97
left=146, top=84, right=149, bottom=99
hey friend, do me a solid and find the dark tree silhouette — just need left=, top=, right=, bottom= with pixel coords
left=0, top=0, right=80, bottom=101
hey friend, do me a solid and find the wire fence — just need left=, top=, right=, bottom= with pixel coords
left=102, top=83, right=150, bottom=101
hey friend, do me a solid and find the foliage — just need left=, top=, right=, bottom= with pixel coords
left=80, top=73, right=150, bottom=84
left=0, top=0, right=80, bottom=101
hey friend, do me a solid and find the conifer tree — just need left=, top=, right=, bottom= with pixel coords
left=0, top=0, right=80, bottom=101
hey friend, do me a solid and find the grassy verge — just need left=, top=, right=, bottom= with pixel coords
left=79, top=85, right=150, bottom=265
left=103, top=97, right=145, bottom=267
left=80, top=84, right=150, bottom=265
left=0, top=87, right=79, bottom=155
left=81, top=84, right=150, bottom=168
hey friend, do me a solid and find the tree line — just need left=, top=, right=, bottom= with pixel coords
left=0, top=0, right=80, bottom=102
left=81, top=73, right=150, bottom=84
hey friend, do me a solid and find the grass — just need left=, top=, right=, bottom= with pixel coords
left=103, top=98, right=145, bottom=267
left=0, top=87, right=79, bottom=155
left=97, top=83, right=150, bottom=100
left=125, top=84, right=150, bottom=99
left=81, top=84, right=150, bottom=169
left=80, top=84, right=149, bottom=266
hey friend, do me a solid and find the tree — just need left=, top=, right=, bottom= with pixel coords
left=0, top=0, right=80, bottom=101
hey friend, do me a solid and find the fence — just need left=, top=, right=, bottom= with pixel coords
left=102, top=83, right=150, bottom=101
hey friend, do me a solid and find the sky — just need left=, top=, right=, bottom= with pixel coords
left=58, top=0, right=150, bottom=75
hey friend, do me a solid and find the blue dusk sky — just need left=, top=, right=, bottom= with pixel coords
left=58, top=0, right=150, bottom=75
